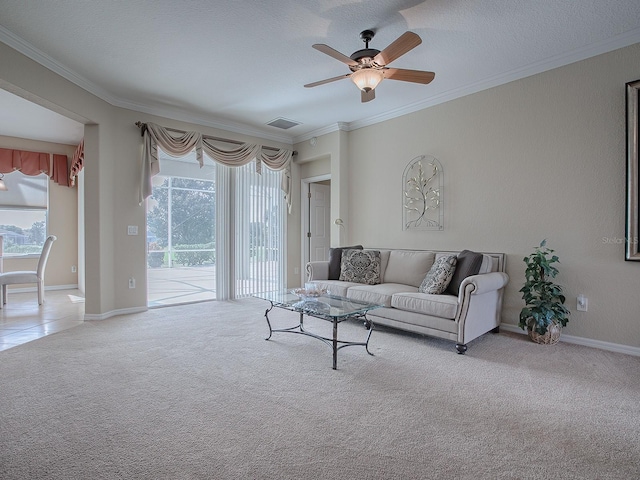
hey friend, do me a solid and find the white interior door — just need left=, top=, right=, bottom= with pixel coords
left=309, top=183, right=330, bottom=262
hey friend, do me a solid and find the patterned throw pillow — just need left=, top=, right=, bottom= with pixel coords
left=418, top=255, right=458, bottom=294
left=339, top=249, right=381, bottom=285
left=328, top=245, right=363, bottom=280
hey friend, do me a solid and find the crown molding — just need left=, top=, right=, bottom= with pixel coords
left=0, top=25, right=294, bottom=146
left=3, top=24, right=639, bottom=146
left=347, top=27, right=640, bottom=132
left=0, top=25, right=120, bottom=105
left=116, top=97, right=294, bottom=145
left=293, top=122, right=349, bottom=144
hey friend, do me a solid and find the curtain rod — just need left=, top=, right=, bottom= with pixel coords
left=135, top=122, right=296, bottom=155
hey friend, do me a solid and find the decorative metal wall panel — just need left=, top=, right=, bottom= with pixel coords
left=402, top=155, right=443, bottom=231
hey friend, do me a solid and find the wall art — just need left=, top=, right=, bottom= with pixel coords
left=626, top=79, right=640, bottom=261
left=402, top=155, right=443, bottom=230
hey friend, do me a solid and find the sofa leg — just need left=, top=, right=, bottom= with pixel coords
left=455, top=343, right=467, bottom=355
left=491, top=326, right=500, bottom=334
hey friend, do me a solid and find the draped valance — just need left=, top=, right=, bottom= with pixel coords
left=139, top=122, right=293, bottom=212
left=0, top=148, right=71, bottom=187
left=70, top=139, right=84, bottom=186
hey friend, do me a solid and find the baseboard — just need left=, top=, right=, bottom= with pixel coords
left=4, top=283, right=145, bottom=321
left=6, top=284, right=79, bottom=294
left=500, top=323, right=640, bottom=357
left=84, top=306, right=148, bottom=321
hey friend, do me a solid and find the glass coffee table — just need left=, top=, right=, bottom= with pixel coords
left=254, top=290, right=383, bottom=370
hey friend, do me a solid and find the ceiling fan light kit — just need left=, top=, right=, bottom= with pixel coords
left=351, top=68, right=384, bottom=92
left=305, top=29, right=435, bottom=103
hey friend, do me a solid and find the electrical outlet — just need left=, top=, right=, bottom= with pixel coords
left=71, top=265, right=77, bottom=273
left=577, top=295, right=588, bottom=312
left=127, top=225, right=138, bottom=236
left=294, top=266, right=300, bottom=275
left=129, top=277, right=136, bottom=289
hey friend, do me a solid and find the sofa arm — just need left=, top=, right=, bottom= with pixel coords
left=455, top=271, right=510, bottom=347
left=459, top=272, right=509, bottom=297
left=306, top=261, right=330, bottom=281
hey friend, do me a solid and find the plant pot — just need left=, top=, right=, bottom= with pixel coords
left=528, top=322, right=561, bottom=345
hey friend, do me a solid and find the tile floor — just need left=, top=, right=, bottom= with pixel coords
left=0, top=268, right=208, bottom=351
left=0, top=289, right=85, bottom=351
left=0, top=268, right=218, bottom=351
left=0, top=263, right=279, bottom=351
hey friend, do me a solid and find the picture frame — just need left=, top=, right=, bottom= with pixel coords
left=626, top=79, right=640, bottom=261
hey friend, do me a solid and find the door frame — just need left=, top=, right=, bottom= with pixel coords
left=300, top=174, right=331, bottom=285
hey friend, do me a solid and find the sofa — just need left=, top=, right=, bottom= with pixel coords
left=306, top=248, right=509, bottom=354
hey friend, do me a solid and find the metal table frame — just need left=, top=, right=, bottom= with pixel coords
left=256, top=292, right=382, bottom=370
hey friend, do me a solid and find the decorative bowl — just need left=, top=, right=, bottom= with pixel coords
left=291, top=286, right=328, bottom=299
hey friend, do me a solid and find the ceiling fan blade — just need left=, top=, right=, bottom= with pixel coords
left=374, top=31, right=422, bottom=66
left=312, top=44, right=358, bottom=66
left=361, top=89, right=375, bottom=103
left=304, top=74, right=351, bottom=88
left=384, top=68, right=435, bottom=84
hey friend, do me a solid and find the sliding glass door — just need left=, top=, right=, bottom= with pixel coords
left=234, top=162, right=285, bottom=297
left=146, top=148, right=285, bottom=306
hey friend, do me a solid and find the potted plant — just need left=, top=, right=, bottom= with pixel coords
left=518, top=240, right=570, bottom=344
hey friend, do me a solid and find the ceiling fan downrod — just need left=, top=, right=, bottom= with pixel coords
left=350, top=30, right=381, bottom=63
left=360, top=29, right=375, bottom=48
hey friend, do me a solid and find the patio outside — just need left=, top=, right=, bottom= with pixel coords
left=147, top=260, right=281, bottom=307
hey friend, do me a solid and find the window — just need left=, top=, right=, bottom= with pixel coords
left=0, top=171, right=48, bottom=256
left=146, top=148, right=286, bottom=306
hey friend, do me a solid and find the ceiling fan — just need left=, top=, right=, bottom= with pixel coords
left=304, top=30, right=435, bottom=103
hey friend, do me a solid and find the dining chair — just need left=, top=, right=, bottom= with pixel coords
left=0, top=235, right=57, bottom=308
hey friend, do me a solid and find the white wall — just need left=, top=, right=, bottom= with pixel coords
left=296, top=43, right=640, bottom=349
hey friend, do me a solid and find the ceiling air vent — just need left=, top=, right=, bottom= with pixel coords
left=266, top=117, right=301, bottom=130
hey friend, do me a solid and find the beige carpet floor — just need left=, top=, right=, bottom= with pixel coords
left=1, top=298, right=638, bottom=479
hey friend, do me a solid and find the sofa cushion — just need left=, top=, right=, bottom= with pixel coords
left=478, top=254, right=497, bottom=274
left=419, top=255, right=457, bottom=294
left=370, top=305, right=459, bottom=332
left=310, top=280, right=362, bottom=298
left=328, top=245, right=363, bottom=280
left=379, top=250, right=391, bottom=280
left=339, top=249, right=382, bottom=285
left=383, top=250, right=435, bottom=288
left=391, top=292, right=459, bottom=319
left=347, top=283, right=418, bottom=307
left=446, top=250, right=483, bottom=295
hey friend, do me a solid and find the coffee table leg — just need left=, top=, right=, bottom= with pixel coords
left=264, top=303, right=274, bottom=340
left=332, top=317, right=338, bottom=370
left=364, top=320, right=375, bottom=355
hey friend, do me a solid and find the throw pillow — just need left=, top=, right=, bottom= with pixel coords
left=328, top=245, right=363, bottom=280
left=419, top=255, right=458, bottom=294
left=446, top=250, right=484, bottom=295
left=339, top=249, right=381, bottom=285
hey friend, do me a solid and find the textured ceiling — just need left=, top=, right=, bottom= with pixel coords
left=1, top=0, right=640, bottom=146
